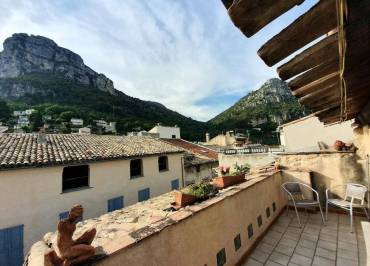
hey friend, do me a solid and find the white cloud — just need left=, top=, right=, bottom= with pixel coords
left=0, top=0, right=315, bottom=121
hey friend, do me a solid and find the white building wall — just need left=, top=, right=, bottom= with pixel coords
left=149, top=125, right=180, bottom=139
left=279, top=115, right=354, bottom=152
left=0, top=153, right=183, bottom=254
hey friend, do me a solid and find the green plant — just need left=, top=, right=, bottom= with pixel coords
left=232, top=163, right=250, bottom=175
left=183, top=180, right=218, bottom=198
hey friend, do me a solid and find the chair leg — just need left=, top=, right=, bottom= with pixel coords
left=350, top=206, right=354, bottom=233
left=293, top=204, right=302, bottom=228
left=318, top=204, right=326, bottom=226
left=325, top=201, right=328, bottom=221
left=363, top=207, right=370, bottom=220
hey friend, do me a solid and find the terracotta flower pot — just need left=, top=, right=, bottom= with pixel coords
left=174, top=191, right=198, bottom=208
left=213, top=174, right=245, bottom=189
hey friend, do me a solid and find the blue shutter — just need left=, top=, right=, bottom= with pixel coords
left=138, top=188, right=150, bottom=202
left=0, top=225, right=24, bottom=266
left=171, top=179, right=179, bottom=190
left=108, top=196, right=124, bottom=212
left=59, top=211, right=82, bottom=222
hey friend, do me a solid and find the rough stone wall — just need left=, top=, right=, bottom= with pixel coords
left=276, top=152, right=365, bottom=201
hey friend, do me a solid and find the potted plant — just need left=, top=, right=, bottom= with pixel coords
left=213, top=163, right=250, bottom=189
left=173, top=180, right=218, bottom=208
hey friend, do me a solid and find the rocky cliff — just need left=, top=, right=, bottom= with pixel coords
left=0, top=33, right=206, bottom=140
left=210, top=78, right=306, bottom=126
left=208, top=78, right=307, bottom=144
left=0, top=33, right=115, bottom=95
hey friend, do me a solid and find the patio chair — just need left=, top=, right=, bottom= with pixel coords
left=326, top=183, right=369, bottom=233
left=282, top=182, right=326, bottom=228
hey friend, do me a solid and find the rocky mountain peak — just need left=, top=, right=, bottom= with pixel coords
left=0, top=33, right=115, bottom=95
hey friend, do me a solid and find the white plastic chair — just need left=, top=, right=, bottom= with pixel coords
left=282, top=182, right=326, bottom=227
left=326, top=183, right=369, bottom=233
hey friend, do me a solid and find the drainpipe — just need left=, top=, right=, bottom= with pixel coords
left=180, top=156, right=185, bottom=188
left=367, top=155, right=370, bottom=211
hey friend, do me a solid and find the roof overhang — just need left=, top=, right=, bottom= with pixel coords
left=222, top=0, right=370, bottom=125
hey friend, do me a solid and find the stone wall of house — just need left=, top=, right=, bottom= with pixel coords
left=184, top=162, right=217, bottom=185
left=276, top=151, right=366, bottom=201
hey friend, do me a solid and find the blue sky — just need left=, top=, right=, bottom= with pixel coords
left=0, top=0, right=317, bottom=121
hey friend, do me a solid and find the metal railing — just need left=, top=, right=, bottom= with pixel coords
left=221, top=146, right=284, bottom=154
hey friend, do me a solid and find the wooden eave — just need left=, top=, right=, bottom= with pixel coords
left=222, top=0, right=370, bottom=125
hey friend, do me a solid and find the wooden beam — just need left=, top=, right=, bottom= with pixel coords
left=293, top=72, right=339, bottom=97
left=288, top=59, right=338, bottom=91
left=221, top=0, right=234, bottom=9
left=278, top=33, right=338, bottom=80
left=228, top=0, right=304, bottom=38
left=258, top=0, right=337, bottom=66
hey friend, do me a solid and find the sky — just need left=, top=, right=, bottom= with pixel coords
left=0, top=0, right=317, bottom=121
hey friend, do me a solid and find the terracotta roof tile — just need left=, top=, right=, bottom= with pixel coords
left=0, top=134, right=183, bottom=170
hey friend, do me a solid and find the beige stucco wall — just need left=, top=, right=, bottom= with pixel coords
left=206, top=133, right=235, bottom=147
left=219, top=153, right=275, bottom=169
left=149, top=125, right=180, bottom=139
left=96, top=172, right=286, bottom=266
left=0, top=153, right=183, bottom=254
left=279, top=115, right=354, bottom=152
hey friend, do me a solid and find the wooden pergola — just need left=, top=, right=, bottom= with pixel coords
left=221, top=0, right=370, bottom=125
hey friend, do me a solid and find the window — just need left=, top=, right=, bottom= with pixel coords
left=171, top=179, right=179, bottom=190
left=158, top=156, right=168, bottom=171
left=247, top=224, right=253, bottom=239
left=59, top=211, right=82, bottom=222
left=171, top=134, right=176, bottom=139
left=138, top=188, right=150, bottom=202
left=62, top=165, right=89, bottom=192
left=108, top=196, right=124, bottom=212
left=257, top=215, right=263, bottom=227
left=234, top=234, right=241, bottom=251
left=266, top=207, right=271, bottom=218
left=196, top=165, right=201, bottom=173
left=216, top=248, right=226, bottom=266
left=130, top=159, right=143, bottom=178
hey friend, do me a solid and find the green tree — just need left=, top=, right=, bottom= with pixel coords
left=0, top=99, right=11, bottom=123
left=59, top=111, right=76, bottom=122
left=29, top=111, right=43, bottom=132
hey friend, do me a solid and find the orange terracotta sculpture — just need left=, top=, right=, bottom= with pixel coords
left=44, top=205, right=96, bottom=266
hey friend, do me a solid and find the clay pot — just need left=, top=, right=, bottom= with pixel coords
left=174, top=191, right=198, bottom=208
left=333, top=140, right=345, bottom=151
left=213, top=174, right=246, bottom=189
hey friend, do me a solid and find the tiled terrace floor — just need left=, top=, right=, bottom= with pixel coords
left=243, top=210, right=369, bottom=266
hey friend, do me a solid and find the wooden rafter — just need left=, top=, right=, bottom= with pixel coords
left=227, top=0, right=304, bottom=38
left=258, top=0, right=337, bottom=66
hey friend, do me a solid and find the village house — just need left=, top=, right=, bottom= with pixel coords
left=0, top=133, right=184, bottom=262
left=162, top=138, right=219, bottom=185
left=278, top=114, right=355, bottom=152
left=149, top=123, right=181, bottom=139
left=204, top=130, right=248, bottom=148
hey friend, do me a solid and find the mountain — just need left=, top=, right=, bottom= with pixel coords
left=0, top=33, right=206, bottom=140
left=208, top=78, right=307, bottom=144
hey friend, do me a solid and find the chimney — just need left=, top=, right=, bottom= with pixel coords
left=37, top=128, right=47, bottom=144
left=206, top=133, right=210, bottom=143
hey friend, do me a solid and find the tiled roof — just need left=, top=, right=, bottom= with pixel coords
left=162, top=138, right=218, bottom=160
left=0, top=134, right=184, bottom=170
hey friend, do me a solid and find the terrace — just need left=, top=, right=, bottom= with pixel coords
left=243, top=210, right=368, bottom=266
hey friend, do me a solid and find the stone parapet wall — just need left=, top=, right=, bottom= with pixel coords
left=26, top=171, right=286, bottom=266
